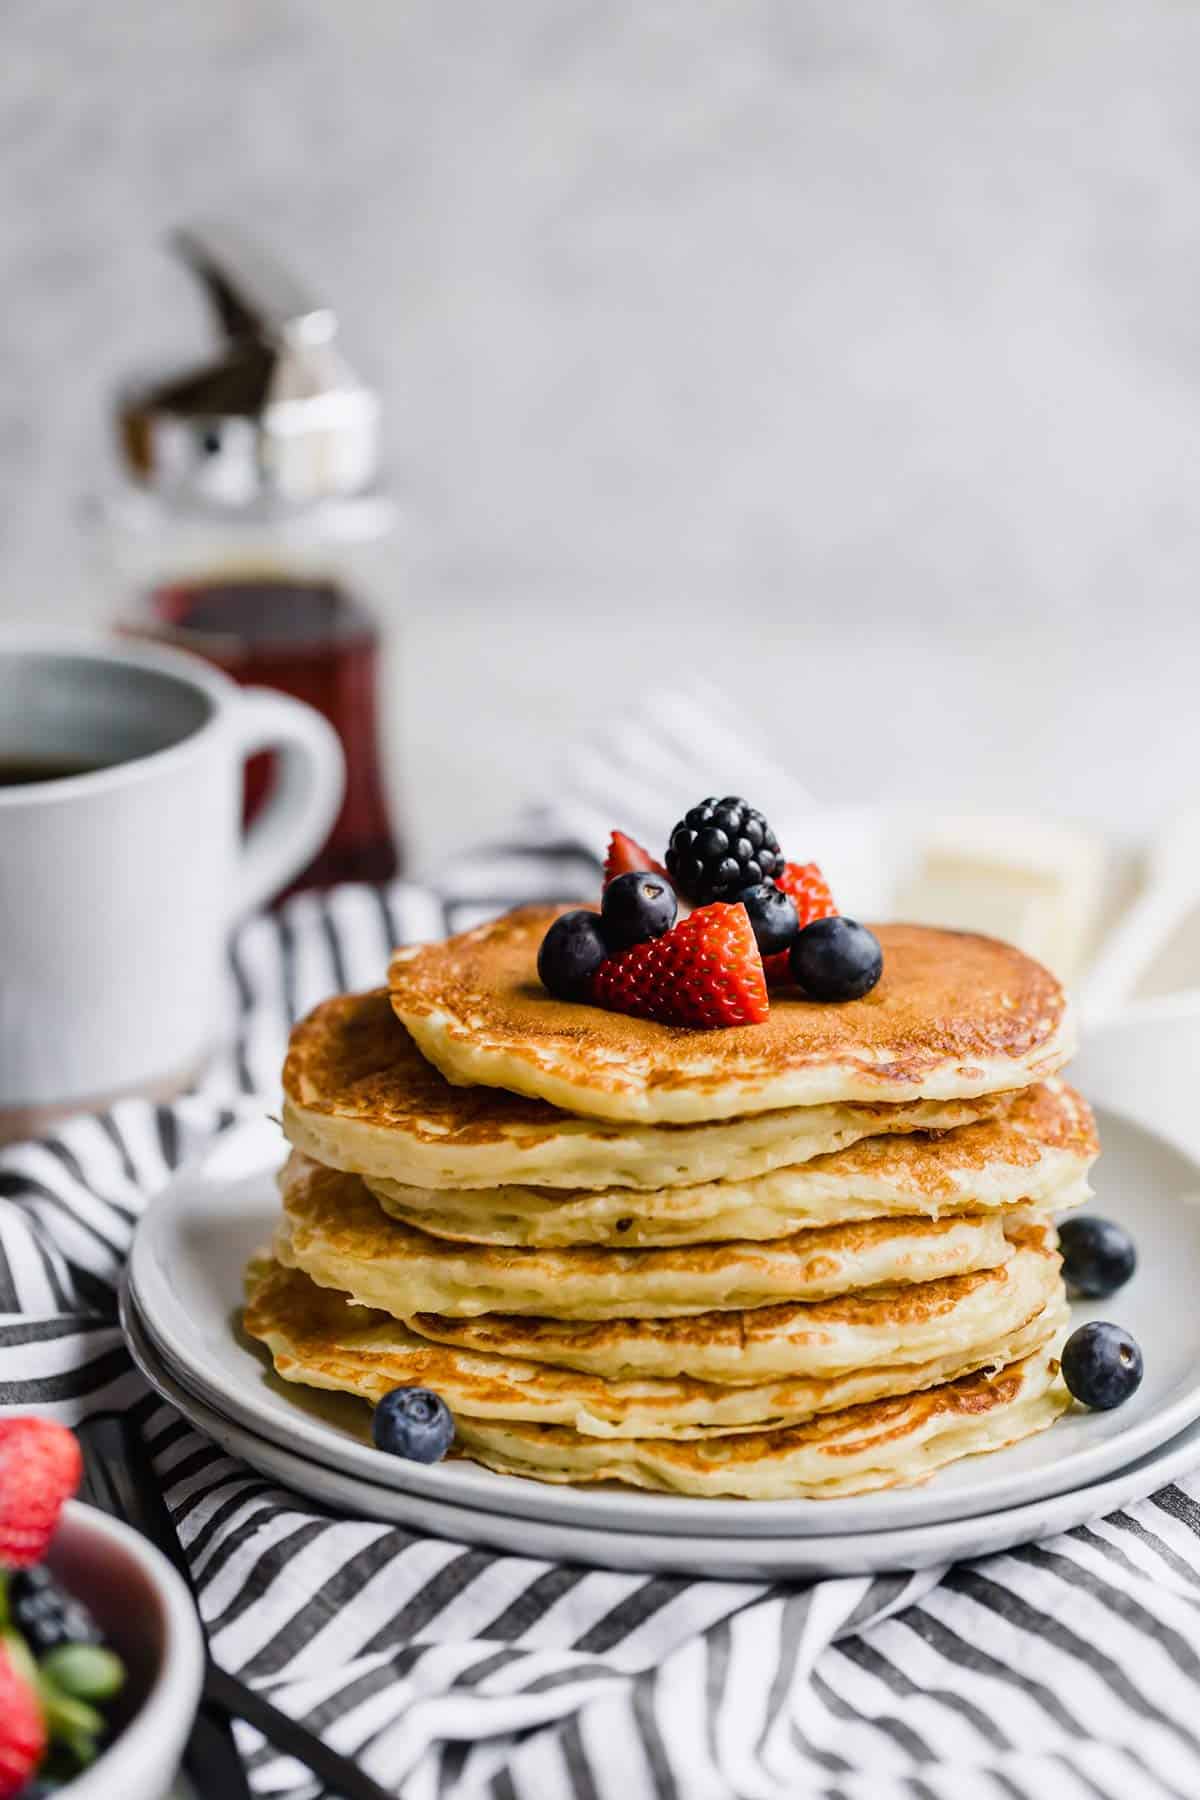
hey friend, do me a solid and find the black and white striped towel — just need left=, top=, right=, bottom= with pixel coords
left=6, top=818, right=1200, bottom=1799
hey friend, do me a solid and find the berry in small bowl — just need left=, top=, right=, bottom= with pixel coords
left=0, top=1417, right=204, bottom=1800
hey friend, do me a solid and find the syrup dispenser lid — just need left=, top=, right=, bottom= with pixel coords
left=117, top=222, right=380, bottom=509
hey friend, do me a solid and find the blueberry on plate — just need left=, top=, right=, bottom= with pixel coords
left=1057, top=1215, right=1137, bottom=1299
left=790, top=917, right=883, bottom=1002
left=601, top=870, right=677, bottom=951
left=373, top=1387, right=455, bottom=1463
left=740, top=881, right=799, bottom=957
left=537, top=910, right=609, bottom=1000
left=1060, top=1322, right=1144, bottom=1410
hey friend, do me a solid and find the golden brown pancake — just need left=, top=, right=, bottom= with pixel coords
left=408, top=1219, right=1062, bottom=1381
left=451, top=1347, right=1069, bottom=1498
left=243, top=1253, right=1065, bottom=1440
left=282, top=990, right=1011, bottom=1192
left=388, top=909, right=1075, bottom=1123
left=274, top=1152, right=1018, bottom=1321
left=367, top=1078, right=1096, bottom=1248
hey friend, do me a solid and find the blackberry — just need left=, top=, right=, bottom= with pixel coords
left=665, top=797, right=783, bottom=905
left=9, top=1564, right=103, bottom=1657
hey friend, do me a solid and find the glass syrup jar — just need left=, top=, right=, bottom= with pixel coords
left=99, top=221, right=401, bottom=892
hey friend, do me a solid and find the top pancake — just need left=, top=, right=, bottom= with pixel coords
left=284, top=990, right=1010, bottom=1191
left=389, top=908, right=1075, bottom=1124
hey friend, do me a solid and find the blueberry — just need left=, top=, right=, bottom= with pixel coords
left=373, top=1387, right=455, bottom=1462
left=790, top=917, right=883, bottom=1002
left=537, top=910, right=608, bottom=1000
left=1061, top=1322, right=1144, bottom=1410
left=1057, top=1216, right=1137, bottom=1299
left=9, top=1565, right=102, bottom=1657
left=741, top=882, right=799, bottom=956
left=601, top=871, right=677, bottom=951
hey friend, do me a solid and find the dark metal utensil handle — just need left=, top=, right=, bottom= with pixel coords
left=77, top=1411, right=394, bottom=1800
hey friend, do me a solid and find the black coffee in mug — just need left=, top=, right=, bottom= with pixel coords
left=0, top=757, right=114, bottom=787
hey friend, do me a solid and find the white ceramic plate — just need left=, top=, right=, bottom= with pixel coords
left=128, top=1109, right=1200, bottom=1538
left=123, top=1283, right=1200, bottom=1579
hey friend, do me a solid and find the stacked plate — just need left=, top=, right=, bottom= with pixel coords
left=128, top=1084, right=1200, bottom=1579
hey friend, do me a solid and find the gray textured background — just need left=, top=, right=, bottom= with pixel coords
left=5, top=1, right=1200, bottom=863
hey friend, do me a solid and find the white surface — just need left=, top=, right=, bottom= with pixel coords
left=124, top=1285, right=1200, bottom=1580
left=128, top=1105, right=1199, bottom=1538
left=10, top=6, right=1200, bottom=869
left=0, top=631, right=341, bottom=1110
left=50, top=1501, right=204, bottom=1800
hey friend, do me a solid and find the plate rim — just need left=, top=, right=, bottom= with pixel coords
left=127, top=1107, right=1200, bottom=1538
left=122, top=1276, right=1200, bottom=1578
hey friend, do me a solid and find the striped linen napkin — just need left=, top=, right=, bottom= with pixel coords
left=4, top=799, right=1200, bottom=1796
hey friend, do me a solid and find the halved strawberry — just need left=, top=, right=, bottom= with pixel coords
left=0, top=1417, right=81, bottom=1568
left=0, top=1638, right=45, bottom=1799
left=603, top=831, right=668, bottom=888
left=765, top=862, right=839, bottom=984
left=591, top=901, right=769, bottom=1029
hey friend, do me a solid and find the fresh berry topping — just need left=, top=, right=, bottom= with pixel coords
left=740, top=882, right=800, bottom=957
left=1057, top=1217, right=1137, bottom=1300
left=1060, top=1322, right=1144, bottom=1410
left=373, top=1388, right=455, bottom=1463
left=764, top=862, right=839, bottom=982
left=790, top=917, right=883, bottom=1003
left=665, top=797, right=783, bottom=905
left=537, top=910, right=609, bottom=1001
left=603, top=830, right=668, bottom=887
left=8, top=1567, right=101, bottom=1659
left=0, top=1637, right=45, bottom=1800
left=592, top=901, right=769, bottom=1029
left=0, top=1419, right=81, bottom=1569
left=601, top=871, right=678, bottom=951
left=778, top=861, right=838, bottom=928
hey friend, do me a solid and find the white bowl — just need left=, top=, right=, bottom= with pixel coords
left=42, top=1500, right=205, bottom=1800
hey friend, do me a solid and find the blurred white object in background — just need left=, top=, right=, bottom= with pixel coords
left=896, top=812, right=1109, bottom=987
left=1078, top=806, right=1200, bottom=1027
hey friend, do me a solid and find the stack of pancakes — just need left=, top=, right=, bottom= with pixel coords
left=245, top=910, right=1098, bottom=1500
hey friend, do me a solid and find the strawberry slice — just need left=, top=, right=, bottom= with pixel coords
left=592, top=901, right=769, bottom=1029
left=765, top=862, right=839, bottom=984
left=0, top=1417, right=81, bottom=1568
left=603, top=831, right=668, bottom=888
left=0, top=1639, right=45, bottom=1799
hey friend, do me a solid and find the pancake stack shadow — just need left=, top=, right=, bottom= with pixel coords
left=245, top=909, right=1098, bottom=1500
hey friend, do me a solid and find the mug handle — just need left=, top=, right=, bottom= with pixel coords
left=229, top=687, right=346, bottom=917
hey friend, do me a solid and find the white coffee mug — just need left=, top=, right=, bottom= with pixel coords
left=0, top=630, right=345, bottom=1134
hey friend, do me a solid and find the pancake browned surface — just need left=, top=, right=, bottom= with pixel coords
left=274, top=1153, right=1018, bottom=1321
left=244, top=1253, right=1065, bottom=1440
left=408, top=1219, right=1062, bottom=1381
left=283, top=991, right=1011, bottom=1192
left=368, top=1078, right=1096, bottom=1247
left=452, top=1348, right=1069, bottom=1498
left=388, top=909, right=1075, bottom=1122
